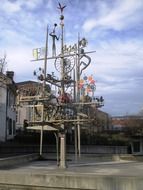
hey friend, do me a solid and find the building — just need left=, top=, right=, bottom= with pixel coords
left=0, top=71, right=17, bottom=142
left=96, top=109, right=111, bottom=131
left=112, top=115, right=143, bottom=154
left=112, top=115, right=143, bottom=131
left=111, top=116, right=127, bottom=131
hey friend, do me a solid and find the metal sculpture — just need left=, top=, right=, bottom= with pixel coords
left=79, top=75, right=96, bottom=96
left=17, top=3, right=104, bottom=169
left=49, top=24, right=59, bottom=57
left=54, top=56, right=75, bottom=74
left=80, top=54, right=91, bottom=75
left=57, top=2, right=66, bottom=13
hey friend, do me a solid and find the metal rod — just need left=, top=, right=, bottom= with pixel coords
left=74, top=125, right=78, bottom=160
left=59, top=132, right=66, bottom=168
left=77, top=121, right=81, bottom=157
left=40, top=26, right=48, bottom=157
left=29, top=118, right=94, bottom=125
left=54, top=132, right=59, bottom=166
left=40, top=125, right=43, bottom=156
left=60, top=17, right=65, bottom=95
left=73, top=69, right=76, bottom=102
left=76, top=33, right=81, bottom=158
left=31, top=51, right=96, bottom=62
left=59, top=5, right=67, bottom=169
left=43, top=25, right=49, bottom=96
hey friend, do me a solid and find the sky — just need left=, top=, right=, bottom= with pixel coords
left=0, top=0, right=143, bottom=116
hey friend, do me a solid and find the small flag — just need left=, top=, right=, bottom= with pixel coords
left=32, top=47, right=45, bottom=60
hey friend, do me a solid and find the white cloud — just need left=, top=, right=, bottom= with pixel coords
left=1, top=0, right=21, bottom=14
left=0, top=0, right=43, bottom=14
left=83, top=0, right=143, bottom=32
left=22, top=0, right=42, bottom=10
left=82, top=37, right=143, bottom=115
left=0, top=0, right=142, bottom=115
left=6, top=46, right=35, bottom=81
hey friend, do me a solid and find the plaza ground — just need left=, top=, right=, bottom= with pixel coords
left=0, top=153, right=143, bottom=189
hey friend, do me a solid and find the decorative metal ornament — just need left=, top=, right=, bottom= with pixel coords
left=80, top=54, right=91, bottom=75
left=33, top=47, right=45, bottom=60
left=54, top=55, right=75, bottom=74
left=79, top=38, right=88, bottom=48
left=57, top=3, right=66, bottom=13
left=79, top=74, right=96, bottom=96
left=49, top=24, right=59, bottom=57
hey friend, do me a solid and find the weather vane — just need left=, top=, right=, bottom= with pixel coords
left=57, top=2, right=66, bottom=14
left=57, top=2, right=66, bottom=26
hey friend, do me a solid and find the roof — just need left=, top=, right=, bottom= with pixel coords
left=16, top=80, right=38, bottom=85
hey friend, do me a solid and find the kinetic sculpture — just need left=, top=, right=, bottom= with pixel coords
left=17, top=3, right=104, bottom=168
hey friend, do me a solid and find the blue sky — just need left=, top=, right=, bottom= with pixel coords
left=0, top=0, right=143, bottom=116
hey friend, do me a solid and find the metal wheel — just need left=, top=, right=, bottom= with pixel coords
left=54, top=55, right=75, bottom=74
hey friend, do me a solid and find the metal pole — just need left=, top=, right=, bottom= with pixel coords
left=43, top=25, right=49, bottom=96
left=73, top=68, right=78, bottom=160
left=77, top=119, right=81, bottom=157
left=77, top=33, right=81, bottom=158
left=60, top=19, right=65, bottom=95
left=73, top=69, right=76, bottom=102
left=40, top=105, right=44, bottom=157
left=59, top=5, right=67, bottom=168
left=39, top=26, right=49, bottom=158
left=76, top=34, right=80, bottom=102
left=40, top=125, right=43, bottom=156
left=54, top=132, right=59, bottom=166
left=74, top=125, right=78, bottom=160
left=59, top=132, right=66, bottom=168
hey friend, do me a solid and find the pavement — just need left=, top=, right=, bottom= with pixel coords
left=0, top=154, right=143, bottom=190
left=0, top=154, right=142, bottom=177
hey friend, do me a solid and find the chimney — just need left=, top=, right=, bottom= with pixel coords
left=6, top=71, right=14, bottom=80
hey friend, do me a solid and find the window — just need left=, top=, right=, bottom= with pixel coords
left=13, top=120, right=16, bottom=135
left=8, top=118, right=12, bottom=135
left=7, top=90, right=15, bottom=107
left=133, top=141, right=140, bottom=153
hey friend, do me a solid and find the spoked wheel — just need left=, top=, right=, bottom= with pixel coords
left=54, top=54, right=75, bottom=74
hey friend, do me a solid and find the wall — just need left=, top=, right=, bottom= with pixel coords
left=0, top=172, right=142, bottom=190
left=0, top=86, right=7, bottom=141
left=0, top=73, right=16, bottom=142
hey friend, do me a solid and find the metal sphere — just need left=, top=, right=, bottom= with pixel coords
left=60, top=15, right=64, bottom=20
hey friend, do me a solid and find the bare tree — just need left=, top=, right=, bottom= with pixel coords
left=124, top=116, right=143, bottom=136
left=0, top=53, right=7, bottom=73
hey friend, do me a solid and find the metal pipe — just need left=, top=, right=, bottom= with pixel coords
left=43, top=25, right=49, bottom=96
left=76, top=33, right=81, bottom=158
left=59, top=132, right=66, bottom=168
left=54, top=132, right=59, bottom=166
left=59, top=6, right=66, bottom=168
left=40, top=26, right=48, bottom=157
left=60, top=16, right=65, bottom=96
left=74, top=125, right=78, bottom=160
left=40, top=125, right=43, bottom=156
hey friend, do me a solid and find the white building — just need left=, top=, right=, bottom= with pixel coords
left=0, top=71, right=16, bottom=142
